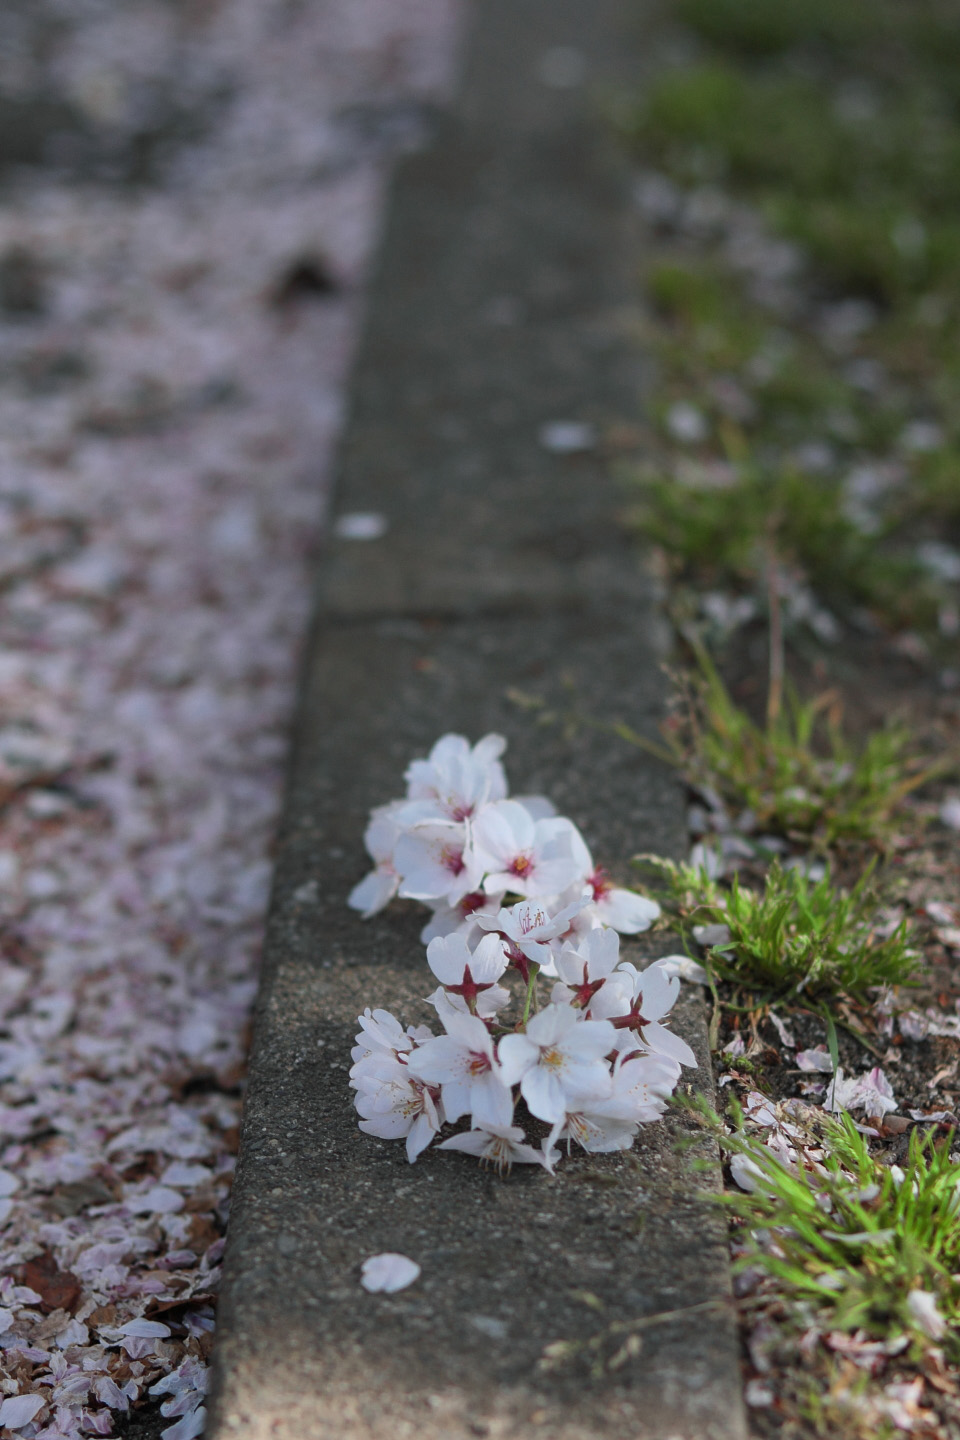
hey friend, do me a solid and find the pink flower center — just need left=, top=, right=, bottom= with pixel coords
left=447, top=962, right=494, bottom=1008
left=567, top=1114, right=592, bottom=1147
left=468, top=1051, right=491, bottom=1076
left=403, top=1080, right=430, bottom=1116
left=482, top=1136, right=514, bottom=1174
left=440, top=844, right=465, bottom=876
left=590, top=868, right=612, bottom=901
left=572, top=970, right=605, bottom=1009
left=519, top=906, right=547, bottom=936
left=510, top=853, right=535, bottom=880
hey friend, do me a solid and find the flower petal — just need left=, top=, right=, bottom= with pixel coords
left=496, top=1033, right=538, bottom=1087
left=360, top=1253, right=421, bottom=1293
left=521, top=1064, right=566, bottom=1124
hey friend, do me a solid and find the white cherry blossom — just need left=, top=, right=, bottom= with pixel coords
left=551, top=927, right=622, bottom=1008
left=586, top=875, right=661, bottom=934
left=401, top=733, right=507, bottom=823
left=550, top=1053, right=681, bottom=1153
left=656, top=954, right=709, bottom=985
left=394, top=820, right=483, bottom=905
left=425, top=932, right=510, bottom=1018
left=907, top=1289, right=947, bottom=1340
left=589, top=960, right=697, bottom=1069
left=347, top=734, right=687, bottom=1173
left=826, top=1066, right=898, bottom=1121
left=550, top=821, right=661, bottom=934
left=352, top=1056, right=443, bottom=1163
left=498, top=1004, right=615, bottom=1124
left=552, top=1103, right=637, bottom=1154
left=406, top=1011, right=512, bottom=1128
left=439, top=1123, right=556, bottom=1174
left=351, top=1008, right=419, bottom=1065
left=472, top=801, right=583, bottom=899
left=584, top=970, right=633, bottom=1024
left=0, top=1396, right=45, bottom=1431
left=426, top=931, right=508, bottom=992
left=476, top=896, right=587, bottom=977
left=420, top=890, right=504, bottom=944
left=512, top=795, right=557, bottom=822
left=347, top=802, right=405, bottom=917
left=612, top=1051, right=682, bottom=1119
left=427, top=982, right=510, bottom=1023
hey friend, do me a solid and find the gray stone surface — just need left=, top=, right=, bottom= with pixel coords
left=207, top=2, right=747, bottom=1437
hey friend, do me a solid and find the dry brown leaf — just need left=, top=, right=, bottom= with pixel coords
left=21, top=1252, right=81, bottom=1315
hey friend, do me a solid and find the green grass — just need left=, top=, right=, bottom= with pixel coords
left=632, top=59, right=960, bottom=211
left=620, top=641, right=940, bottom=849
left=772, top=198, right=960, bottom=308
left=644, top=257, right=900, bottom=438
left=674, top=0, right=872, bottom=58
left=717, top=1109, right=960, bottom=1349
left=644, top=260, right=868, bottom=433
left=624, top=469, right=761, bottom=577
left=623, top=0, right=960, bottom=305
left=647, top=261, right=730, bottom=329
left=620, top=0, right=960, bottom=650
left=633, top=853, right=725, bottom=923
left=633, top=65, right=849, bottom=197
left=899, top=446, right=960, bottom=541
left=623, top=459, right=938, bottom=628
left=639, top=856, right=917, bottom=1000
left=676, top=0, right=960, bottom=95
left=630, top=258, right=946, bottom=632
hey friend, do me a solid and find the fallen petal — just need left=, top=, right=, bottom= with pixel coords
left=360, top=1253, right=421, bottom=1294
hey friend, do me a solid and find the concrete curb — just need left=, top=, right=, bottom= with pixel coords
left=206, top=3, right=747, bottom=1436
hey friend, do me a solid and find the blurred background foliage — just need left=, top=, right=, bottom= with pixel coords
left=617, top=0, right=960, bottom=657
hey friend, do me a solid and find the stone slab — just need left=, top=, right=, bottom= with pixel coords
left=206, top=2, right=747, bottom=1438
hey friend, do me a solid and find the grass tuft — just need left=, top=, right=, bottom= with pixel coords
left=718, top=1109, right=960, bottom=1348
left=623, top=460, right=937, bottom=629
left=623, top=30, right=960, bottom=303
left=639, top=855, right=917, bottom=1001
left=623, top=639, right=939, bottom=849
left=675, top=0, right=871, bottom=58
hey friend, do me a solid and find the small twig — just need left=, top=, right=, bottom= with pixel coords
left=766, top=531, right=784, bottom=730
left=821, top=1006, right=840, bottom=1076
left=607, top=717, right=678, bottom=766
left=539, top=1298, right=730, bottom=1374
left=834, top=1015, right=884, bottom=1061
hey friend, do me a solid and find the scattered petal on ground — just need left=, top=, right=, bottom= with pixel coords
left=360, top=1253, right=422, bottom=1293
left=0, top=0, right=460, bottom=1430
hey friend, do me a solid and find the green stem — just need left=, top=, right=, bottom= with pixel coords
left=834, top=1014, right=884, bottom=1061
left=705, top=961, right=722, bottom=1052
left=821, top=1005, right=841, bottom=1077
left=521, top=963, right=540, bottom=1026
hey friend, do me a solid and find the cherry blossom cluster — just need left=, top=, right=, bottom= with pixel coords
left=348, top=734, right=695, bottom=1171
left=348, top=732, right=663, bottom=940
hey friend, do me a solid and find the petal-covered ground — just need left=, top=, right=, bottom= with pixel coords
left=0, top=3, right=460, bottom=1436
